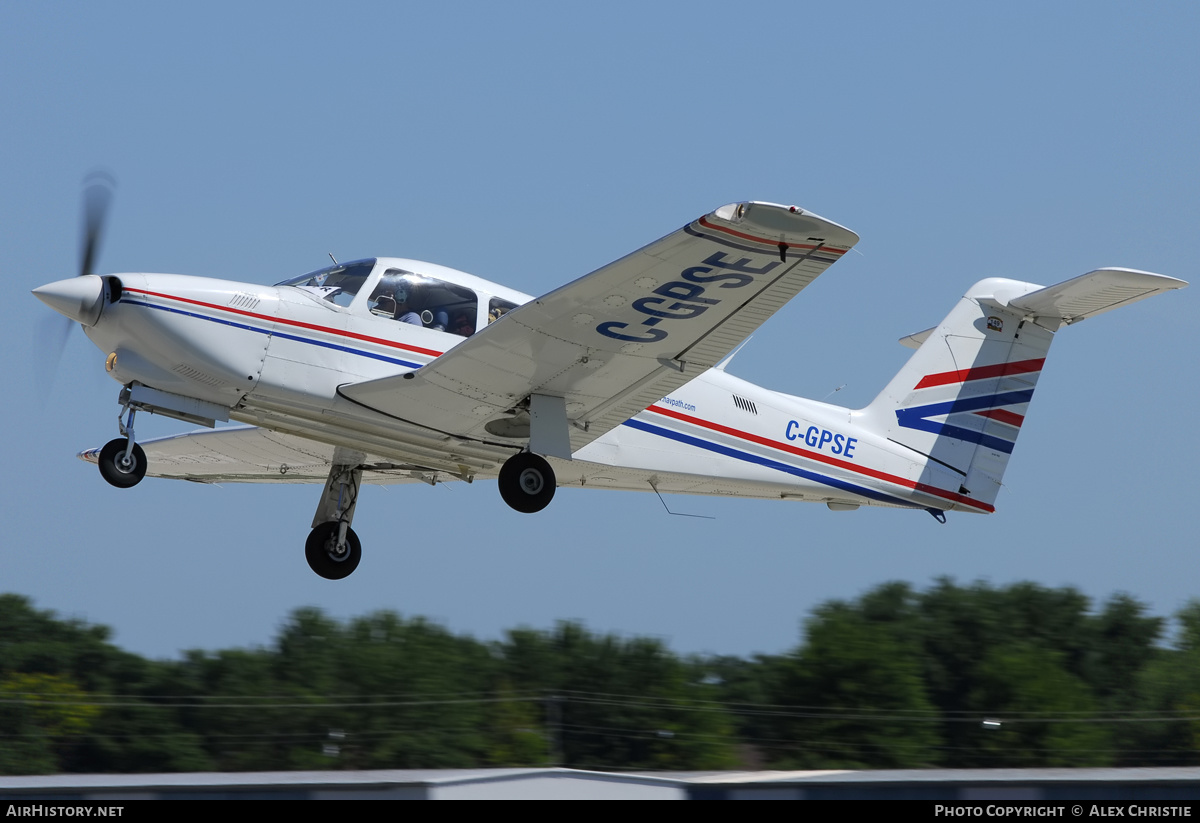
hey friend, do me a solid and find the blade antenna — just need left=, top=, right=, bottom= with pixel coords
left=821, top=384, right=847, bottom=401
left=649, top=481, right=715, bottom=520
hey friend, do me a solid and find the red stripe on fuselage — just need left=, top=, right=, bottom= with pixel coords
left=644, top=405, right=993, bottom=513
left=914, top=358, right=1044, bottom=390
left=124, top=288, right=445, bottom=358
left=974, top=408, right=1025, bottom=427
left=696, top=216, right=848, bottom=254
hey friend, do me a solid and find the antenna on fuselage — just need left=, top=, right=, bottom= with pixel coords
left=328, top=253, right=339, bottom=266
left=649, top=481, right=715, bottom=520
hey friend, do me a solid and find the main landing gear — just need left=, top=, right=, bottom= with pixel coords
left=498, top=451, right=556, bottom=514
left=97, top=405, right=146, bottom=488
left=306, top=460, right=363, bottom=580
left=299, top=450, right=556, bottom=580
left=306, top=520, right=361, bottom=580
left=94, top=390, right=556, bottom=578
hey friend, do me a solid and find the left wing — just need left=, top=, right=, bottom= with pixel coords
left=79, top=426, right=428, bottom=484
left=340, top=201, right=859, bottom=454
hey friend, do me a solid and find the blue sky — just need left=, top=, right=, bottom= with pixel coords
left=3, top=2, right=1197, bottom=659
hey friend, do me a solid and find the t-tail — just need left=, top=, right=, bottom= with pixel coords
left=861, top=268, right=1185, bottom=513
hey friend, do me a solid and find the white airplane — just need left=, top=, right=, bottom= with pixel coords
left=34, top=187, right=1186, bottom=579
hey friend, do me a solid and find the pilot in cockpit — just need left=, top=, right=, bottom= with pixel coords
left=391, top=285, right=423, bottom=326
left=372, top=274, right=422, bottom=326
left=370, top=272, right=454, bottom=331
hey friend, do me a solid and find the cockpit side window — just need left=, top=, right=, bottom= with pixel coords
left=368, top=269, right=478, bottom=337
left=275, top=259, right=375, bottom=308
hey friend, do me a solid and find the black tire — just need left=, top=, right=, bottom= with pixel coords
left=498, top=452, right=556, bottom=513
left=98, top=438, right=147, bottom=488
left=305, top=522, right=362, bottom=580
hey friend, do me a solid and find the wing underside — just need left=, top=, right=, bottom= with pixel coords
left=79, top=425, right=427, bottom=484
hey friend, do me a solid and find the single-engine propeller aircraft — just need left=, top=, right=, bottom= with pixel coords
left=34, top=184, right=1186, bottom=579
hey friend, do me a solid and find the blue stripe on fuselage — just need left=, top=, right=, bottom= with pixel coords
left=621, top=417, right=921, bottom=509
left=120, top=299, right=426, bottom=369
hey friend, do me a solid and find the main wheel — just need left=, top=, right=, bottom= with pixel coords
left=498, top=452, right=556, bottom=513
left=98, top=438, right=147, bottom=488
left=305, top=522, right=362, bottom=580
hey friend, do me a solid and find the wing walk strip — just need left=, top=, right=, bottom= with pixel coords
left=635, top=405, right=994, bottom=513
left=122, top=289, right=444, bottom=368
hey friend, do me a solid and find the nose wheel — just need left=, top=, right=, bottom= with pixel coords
left=97, top=438, right=147, bottom=488
left=97, top=402, right=147, bottom=488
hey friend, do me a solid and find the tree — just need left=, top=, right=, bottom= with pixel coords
left=764, top=589, right=942, bottom=768
left=967, top=644, right=1108, bottom=767
left=500, top=622, right=738, bottom=769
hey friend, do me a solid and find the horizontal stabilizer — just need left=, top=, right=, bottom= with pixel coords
left=1006, top=268, right=1186, bottom=328
left=898, top=327, right=934, bottom=350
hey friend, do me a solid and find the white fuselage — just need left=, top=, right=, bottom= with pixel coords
left=81, top=258, right=985, bottom=516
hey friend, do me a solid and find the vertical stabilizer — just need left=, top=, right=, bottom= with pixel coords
left=862, top=269, right=1185, bottom=510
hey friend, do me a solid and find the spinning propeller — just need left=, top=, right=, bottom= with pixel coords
left=79, top=171, right=115, bottom=280
left=33, top=172, right=117, bottom=399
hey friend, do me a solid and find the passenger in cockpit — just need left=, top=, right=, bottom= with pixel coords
left=450, top=312, right=474, bottom=337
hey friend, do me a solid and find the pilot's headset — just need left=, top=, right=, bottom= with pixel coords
left=404, top=282, right=437, bottom=326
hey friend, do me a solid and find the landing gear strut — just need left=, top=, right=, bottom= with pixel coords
left=498, top=452, right=556, bottom=513
left=98, top=405, right=146, bottom=488
left=306, top=458, right=364, bottom=579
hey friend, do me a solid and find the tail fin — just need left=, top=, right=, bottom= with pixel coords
left=863, top=268, right=1185, bottom=510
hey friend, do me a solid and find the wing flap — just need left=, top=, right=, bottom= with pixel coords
left=340, top=201, right=858, bottom=452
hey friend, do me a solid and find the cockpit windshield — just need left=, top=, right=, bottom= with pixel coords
left=274, top=259, right=376, bottom=308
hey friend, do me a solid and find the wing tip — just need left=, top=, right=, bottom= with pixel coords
left=711, top=201, right=860, bottom=249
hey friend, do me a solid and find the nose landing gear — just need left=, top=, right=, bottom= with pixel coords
left=97, top=405, right=146, bottom=488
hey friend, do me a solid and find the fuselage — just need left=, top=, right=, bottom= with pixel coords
left=67, top=257, right=988, bottom=515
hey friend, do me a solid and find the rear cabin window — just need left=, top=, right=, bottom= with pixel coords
left=488, top=297, right=518, bottom=325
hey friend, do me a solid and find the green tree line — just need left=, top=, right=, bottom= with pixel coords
left=1, top=579, right=1197, bottom=774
